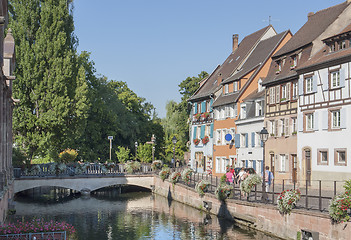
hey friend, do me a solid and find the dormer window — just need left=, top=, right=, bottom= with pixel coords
left=338, top=40, right=346, bottom=50
left=291, top=56, right=297, bottom=69
left=233, top=81, right=238, bottom=92
left=258, top=79, right=263, bottom=92
left=330, top=43, right=336, bottom=52
left=225, top=84, right=229, bottom=94
left=276, top=61, right=282, bottom=74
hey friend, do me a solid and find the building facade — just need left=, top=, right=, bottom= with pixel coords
left=0, top=0, right=15, bottom=224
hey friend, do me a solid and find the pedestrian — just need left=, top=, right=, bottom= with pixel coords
left=238, top=167, right=246, bottom=184
left=226, top=169, right=234, bottom=185
left=265, top=166, right=274, bottom=199
left=230, top=166, right=237, bottom=184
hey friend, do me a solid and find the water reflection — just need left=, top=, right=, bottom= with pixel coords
left=9, top=187, right=279, bottom=240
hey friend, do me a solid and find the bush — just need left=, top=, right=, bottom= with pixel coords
left=240, top=174, right=262, bottom=194
left=124, top=161, right=141, bottom=173
left=58, top=149, right=78, bottom=163
left=277, top=189, right=301, bottom=214
left=195, top=180, right=210, bottom=197
left=115, top=146, right=130, bottom=163
left=220, top=174, right=226, bottom=184
left=215, top=184, right=232, bottom=201
left=329, top=193, right=351, bottom=223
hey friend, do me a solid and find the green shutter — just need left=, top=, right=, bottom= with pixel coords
left=210, top=123, right=214, bottom=138
left=193, top=126, right=197, bottom=140
left=200, top=125, right=205, bottom=138
left=194, top=103, right=198, bottom=114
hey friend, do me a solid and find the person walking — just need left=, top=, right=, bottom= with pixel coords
left=265, top=166, right=274, bottom=198
left=226, top=169, right=234, bottom=185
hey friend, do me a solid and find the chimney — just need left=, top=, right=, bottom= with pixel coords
left=307, top=12, right=314, bottom=19
left=232, top=34, right=239, bottom=52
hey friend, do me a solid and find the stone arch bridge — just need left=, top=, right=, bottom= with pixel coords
left=14, top=175, right=155, bottom=194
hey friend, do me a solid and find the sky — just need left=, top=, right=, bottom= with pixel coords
left=73, top=0, right=344, bottom=118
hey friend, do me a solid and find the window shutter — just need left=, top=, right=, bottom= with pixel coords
left=340, top=69, right=346, bottom=88
left=193, top=126, right=197, bottom=139
left=194, top=103, right=198, bottom=114
left=314, top=112, right=319, bottom=131
left=245, top=160, right=248, bottom=168
left=235, top=134, right=240, bottom=148
left=210, top=123, right=214, bottom=138
left=201, top=101, right=206, bottom=113
left=251, top=132, right=255, bottom=147
left=287, top=82, right=291, bottom=100
left=285, top=155, right=289, bottom=172
left=341, top=108, right=347, bottom=129
left=298, top=78, right=304, bottom=96
left=245, top=133, right=248, bottom=148
left=298, top=114, right=303, bottom=132
left=312, top=75, right=317, bottom=93
left=210, top=99, right=213, bottom=112
left=275, top=120, right=279, bottom=136
left=253, top=160, right=256, bottom=171
left=201, top=125, right=205, bottom=138
left=276, top=86, right=280, bottom=102
left=322, top=75, right=328, bottom=91
left=285, top=118, right=289, bottom=135
left=322, top=110, right=328, bottom=130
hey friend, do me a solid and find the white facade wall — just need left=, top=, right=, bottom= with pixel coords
left=297, top=61, right=351, bottom=181
left=236, top=117, right=264, bottom=174
left=190, top=124, right=213, bottom=173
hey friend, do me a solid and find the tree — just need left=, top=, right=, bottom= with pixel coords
left=136, top=143, right=152, bottom=163
left=115, top=146, right=130, bottom=163
left=10, top=0, right=88, bottom=160
left=178, top=71, right=208, bottom=103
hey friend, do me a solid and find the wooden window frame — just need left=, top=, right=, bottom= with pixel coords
left=328, top=107, right=341, bottom=131
left=329, top=68, right=341, bottom=90
left=304, top=74, right=314, bottom=94
left=303, top=111, right=315, bottom=133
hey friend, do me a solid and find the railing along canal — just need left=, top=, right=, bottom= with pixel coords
left=0, top=231, right=66, bottom=240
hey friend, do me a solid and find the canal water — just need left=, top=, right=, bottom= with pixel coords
left=8, top=187, right=280, bottom=240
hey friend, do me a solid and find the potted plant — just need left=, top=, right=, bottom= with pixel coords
left=195, top=179, right=211, bottom=197
left=277, top=189, right=301, bottom=214
left=159, top=166, right=170, bottom=181
left=181, top=168, right=193, bottom=185
left=151, top=160, right=163, bottom=171
left=329, top=180, right=351, bottom=223
left=215, top=184, right=233, bottom=201
left=201, top=112, right=210, bottom=120
left=240, top=174, right=262, bottom=195
left=169, top=171, right=181, bottom=185
left=193, top=138, right=200, bottom=145
left=202, top=136, right=209, bottom=145
left=194, top=113, right=201, bottom=121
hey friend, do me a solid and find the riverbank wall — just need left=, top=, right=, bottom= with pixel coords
left=153, top=176, right=351, bottom=240
left=0, top=181, right=14, bottom=225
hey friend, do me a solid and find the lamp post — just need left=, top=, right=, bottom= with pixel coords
left=259, top=127, right=269, bottom=203
left=172, top=136, right=177, bottom=169
left=135, top=141, right=138, bottom=161
left=151, top=134, right=156, bottom=162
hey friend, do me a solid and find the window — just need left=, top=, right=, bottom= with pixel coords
left=222, top=129, right=227, bottom=145
left=241, top=105, right=246, bottom=119
left=334, top=149, right=347, bottom=166
left=292, top=118, right=297, bottom=134
left=206, top=101, right=210, bottom=112
left=225, top=84, right=229, bottom=94
left=317, top=149, right=328, bottom=165
left=330, top=43, right=335, bottom=52
left=256, top=100, right=263, bottom=116
left=216, top=130, right=221, bottom=144
left=292, top=56, right=297, bottom=68
left=223, top=158, right=229, bottom=172
left=281, top=84, right=287, bottom=101
left=281, top=119, right=285, bottom=136
left=216, top=157, right=221, bottom=173
left=339, top=40, right=346, bottom=50
left=306, top=113, right=314, bottom=131
left=229, top=105, right=235, bottom=118
left=278, top=61, right=282, bottom=72
left=214, top=109, right=219, bottom=119
left=269, top=87, right=276, bottom=104
left=305, top=76, right=313, bottom=94
left=280, top=154, right=286, bottom=172
left=220, top=107, right=225, bottom=119
left=233, top=81, right=238, bottom=92
left=225, top=106, right=230, bottom=118
left=292, top=82, right=298, bottom=99
left=285, top=118, right=289, bottom=136
left=205, top=124, right=211, bottom=136
left=331, top=110, right=340, bottom=129
left=241, top=133, right=247, bottom=148
left=270, top=120, right=275, bottom=136
left=331, top=71, right=340, bottom=88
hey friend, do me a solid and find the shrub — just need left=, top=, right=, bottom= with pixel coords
left=215, top=184, right=233, bottom=201
left=220, top=174, right=227, bottom=184
left=115, top=146, right=130, bottom=163
left=240, top=174, right=262, bottom=194
left=124, top=161, right=141, bottom=173
left=277, top=189, right=301, bottom=214
left=58, top=149, right=78, bottom=163
left=181, top=168, right=193, bottom=184
left=195, top=180, right=211, bottom=197
left=169, top=172, right=181, bottom=185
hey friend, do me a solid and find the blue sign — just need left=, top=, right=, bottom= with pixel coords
left=225, top=134, right=232, bottom=141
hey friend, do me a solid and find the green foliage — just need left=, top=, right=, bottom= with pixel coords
left=115, top=146, right=130, bottom=163
left=159, top=166, right=170, bottom=181
left=343, top=179, right=351, bottom=193
left=240, top=174, right=262, bottom=194
left=277, top=189, right=301, bottom=214
left=58, top=149, right=78, bottom=163
left=12, top=147, right=28, bottom=167
left=195, top=180, right=210, bottom=197
left=329, top=193, right=351, bottom=223
left=215, top=184, right=233, bottom=201
left=220, top=174, right=227, bottom=184
left=136, top=143, right=152, bottom=163
left=31, top=156, right=53, bottom=164
left=178, top=71, right=209, bottom=102
left=124, top=161, right=141, bottom=174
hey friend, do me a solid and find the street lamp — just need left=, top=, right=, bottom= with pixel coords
left=151, top=134, right=156, bottom=162
left=172, top=136, right=177, bottom=169
left=135, top=141, right=138, bottom=161
left=260, top=127, right=269, bottom=202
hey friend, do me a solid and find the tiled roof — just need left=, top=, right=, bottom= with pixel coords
left=274, top=1, right=349, bottom=58
left=223, top=31, right=290, bottom=84
left=188, top=26, right=272, bottom=102
left=212, top=92, right=239, bottom=108
left=242, top=89, right=265, bottom=102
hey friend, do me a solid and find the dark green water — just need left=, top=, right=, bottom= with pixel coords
left=8, top=187, right=280, bottom=240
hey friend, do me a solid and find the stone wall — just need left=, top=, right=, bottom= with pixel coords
left=153, top=176, right=351, bottom=240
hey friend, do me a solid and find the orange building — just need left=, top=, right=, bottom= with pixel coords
left=211, top=26, right=292, bottom=176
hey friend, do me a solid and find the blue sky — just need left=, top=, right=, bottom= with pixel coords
left=73, top=0, right=343, bottom=118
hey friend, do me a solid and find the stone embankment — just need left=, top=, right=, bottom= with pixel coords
left=153, top=176, right=351, bottom=240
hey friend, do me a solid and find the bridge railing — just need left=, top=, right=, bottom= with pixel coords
left=14, top=162, right=154, bottom=178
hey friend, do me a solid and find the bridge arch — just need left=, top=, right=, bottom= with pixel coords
left=14, top=176, right=155, bottom=194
